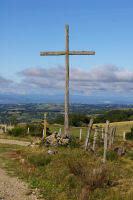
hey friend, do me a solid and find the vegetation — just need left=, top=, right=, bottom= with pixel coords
left=94, top=109, right=133, bottom=123
left=50, top=114, right=90, bottom=126
left=1, top=104, right=133, bottom=199
left=26, top=123, right=51, bottom=137
left=7, top=123, right=51, bottom=137
left=1, top=103, right=133, bottom=124
left=49, top=109, right=133, bottom=126
left=0, top=137, right=133, bottom=200
left=8, top=126, right=27, bottom=137
left=126, top=127, right=133, bottom=140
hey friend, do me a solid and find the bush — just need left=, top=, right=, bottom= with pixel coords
left=26, top=123, right=51, bottom=137
left=125, top=127, right=133, bottom=140
left=8, top=126, right=26, bottom=137
left=125, top=132, right=133, bottom=140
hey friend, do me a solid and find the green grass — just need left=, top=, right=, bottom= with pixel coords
left=0, top=138, right=133, bottom=199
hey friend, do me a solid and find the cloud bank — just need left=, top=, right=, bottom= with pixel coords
left=1, top=65, right=133, bottom=96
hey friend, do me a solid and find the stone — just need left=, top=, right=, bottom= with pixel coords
left=45, top=133, right=58, bottom=146
left=62, top=138, right=70, bottom=145
left=47, top=149, right=57, bottom=154
left=45, top=132, right=70, bottom=146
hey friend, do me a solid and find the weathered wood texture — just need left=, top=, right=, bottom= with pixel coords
left=27, top=127, right=29, bottom=134
left=69, top=51, right=95, bottom=55
left=65, top=24, right=69, bottom=137
left=123, top=130, right=126, bottom=141
left=40, top=51, right=66, bottom=56
left=109, top=127, right=114, bottom=149
left=111, top=127, right=116, bottom=145
left=103, top=120, right=109, bottom=164
left=80, top=128, right=82, bottom=140
left=59, top=128, right=62, bottom=135
left=40, top=51, right=95, bottom=56
left=85, top=118, right=94, bottom=150
left=102, top=127, right=104, bottom=139
left=92, top=128, right=97, bottom=152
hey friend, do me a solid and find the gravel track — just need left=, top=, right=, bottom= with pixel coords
left=0, top=139, right=31, bottom=146
left=0, top=168, right=38, bottom=200
left=0, top=139, right=40, bottom=200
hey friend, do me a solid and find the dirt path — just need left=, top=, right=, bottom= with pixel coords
left=0, top=168, right=38, bottom=200
left=0, top=139, right=40, bottom=200
left=0, top=139, right=31, bottom=146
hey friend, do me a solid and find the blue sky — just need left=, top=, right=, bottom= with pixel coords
left=0, top=0, right=133, bottom=103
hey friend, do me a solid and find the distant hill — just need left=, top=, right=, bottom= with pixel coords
left=0, top=103, right=133, bottom=125
left=1, top=94, right=133, bottom=104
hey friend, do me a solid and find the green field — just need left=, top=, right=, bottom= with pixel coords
left=48, top=120, right=133, bottom=141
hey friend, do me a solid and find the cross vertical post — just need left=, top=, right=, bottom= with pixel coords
left=43, top=112, right=47, bottom=137
left=65, top=25, right=69, bottom=137
left=40, top=25, right=95, bottom=138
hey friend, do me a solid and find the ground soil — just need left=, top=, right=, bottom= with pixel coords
left=0, top=139, right=39, bottom=200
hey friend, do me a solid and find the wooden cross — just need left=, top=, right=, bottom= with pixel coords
left=40, top=24, right=95, bottom=137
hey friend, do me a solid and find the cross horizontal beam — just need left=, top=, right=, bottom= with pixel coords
left=40, top=51, right=95, bottom=56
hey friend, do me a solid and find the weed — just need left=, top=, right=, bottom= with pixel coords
left=28, top=154, right=52, bottom=167
left=69, top=136, right=80, bottom=148
left=106, top=151, right=118, bottom=161
left=67, top=157, right=111, bottom=200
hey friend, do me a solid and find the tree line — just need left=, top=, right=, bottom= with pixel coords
left=50, top=109, right=133, bottom=126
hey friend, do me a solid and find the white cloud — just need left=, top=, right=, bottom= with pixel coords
left=0, top=75, right=13, bottom=86
left=1, top=65, right=133, bottom=95
left=18, top=65, right=133, bottom=94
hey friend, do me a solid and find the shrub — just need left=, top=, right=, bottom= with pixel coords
left=68, top=159, right=110, bottom=193
left=26, top=123, right=51, bottom=137
left=125, top=127, right=133, bottom=140
left=125, top=132, right=133, bottom=140
left=8, top=126, right=26, bottom=137
left=69, top=136, right=80, bottom=148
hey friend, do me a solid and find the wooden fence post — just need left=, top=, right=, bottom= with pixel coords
left=102, top=127, right=104, bottom=139
left=123, top=131, right=126, bottom=141
left=103, top=120, right=109, bottom=164
left=92, top=128, right=97, bottom=152
left=43, top=129, right=44, bottom=137
left=80, top=128, right=82, bottom=141
left=5, top=125, right=7, bottom=133
left=27, top=127, right=29, bottom=134
left=109, top=127, right=114, bottom=149
left=85, top=118, right=94, bottom=151
left=43, top=112, right=47, bottom=138
left=111, top=127, right=116, bottom=145
left=59, top=128, right=62, bottom=135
